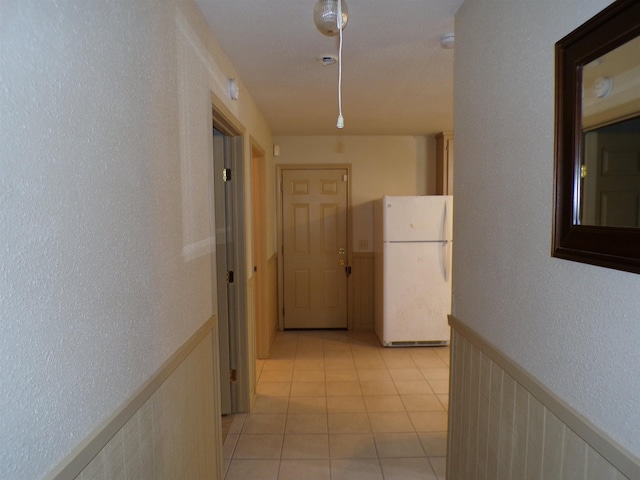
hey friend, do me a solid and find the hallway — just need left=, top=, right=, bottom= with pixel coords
left=223, top=330, right=449, bottom=479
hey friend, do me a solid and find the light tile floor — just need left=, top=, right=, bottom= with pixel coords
left=223, top=330, right=449, bottom=480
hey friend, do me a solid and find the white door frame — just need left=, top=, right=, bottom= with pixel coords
left=276, top=164, right=353, bottom=331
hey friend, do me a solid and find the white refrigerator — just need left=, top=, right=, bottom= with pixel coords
left=374, top=195, right=453, bottom=346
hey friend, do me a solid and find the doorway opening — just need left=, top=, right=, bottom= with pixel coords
left=252, top=145, right=276, bottom=359
left=212, top=108, right=250, bottom=414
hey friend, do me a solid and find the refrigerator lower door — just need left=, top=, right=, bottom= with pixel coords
left=380, top=242, right=451, bottom=346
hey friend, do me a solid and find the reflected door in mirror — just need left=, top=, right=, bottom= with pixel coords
left=581, top=117, right=640, bottom=227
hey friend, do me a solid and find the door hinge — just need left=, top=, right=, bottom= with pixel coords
left=229, top=369, right=237, bottom=382
left=345, top=265, right=352, bottom=277
left=223, top=168, right=231, bottom=182
left=226, top=270, right=234, bottom=283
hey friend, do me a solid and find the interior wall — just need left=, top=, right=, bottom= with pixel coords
left=272, top=135, right=433, bottom=253
left=453, top=0, right=640, bottom=460
left=0, top=1, right=272, bottom=478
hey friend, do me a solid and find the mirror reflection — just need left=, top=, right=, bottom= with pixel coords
left=580, top=116, right=640, bottom=227
left=578, top=35, right=640, bottom=227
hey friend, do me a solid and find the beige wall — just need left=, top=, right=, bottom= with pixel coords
left=178, top=1, right=275, bottom=279
left=0, top=0, right=273, bottom=477
left=454, top=0, right=640, bottom=461
left=272, top=135, right=435, bottom=253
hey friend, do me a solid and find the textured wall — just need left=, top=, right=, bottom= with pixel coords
left=453, top=0, right=640, bottom=459
left=0, top=1, right=271, bottom=478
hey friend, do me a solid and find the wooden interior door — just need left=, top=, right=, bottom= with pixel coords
left=282, top=168, right=348, bottom=329
left=213, top=128, right=234, bottom=414
left=584, top=131, right=640, bottom=227
left=212, top=110, right=251, bottom=414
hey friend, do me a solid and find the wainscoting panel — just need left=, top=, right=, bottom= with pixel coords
left=256, top=254, right=278, bottom=360
left=247, top=276, right=258, bottom=404
left=448, top=316, right=636, bottom=480
left=47, top=319, right=222, bottom=480
left=350, top=253, right=375, bottom=331
left=267, top=254, right=279, bottom=348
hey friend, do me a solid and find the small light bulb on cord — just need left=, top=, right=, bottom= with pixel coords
left=336, top=0, right=344, bottom=129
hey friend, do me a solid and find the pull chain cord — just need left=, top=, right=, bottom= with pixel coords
left=336, top=0, right=344, bottom=128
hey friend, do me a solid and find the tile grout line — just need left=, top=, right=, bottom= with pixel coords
left=230, top=331, right=448, bottom=479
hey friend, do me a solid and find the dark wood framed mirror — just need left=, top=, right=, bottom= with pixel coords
left=553, top=0, right=640, bottom=274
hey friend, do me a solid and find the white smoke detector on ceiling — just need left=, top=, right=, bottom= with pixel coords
left=317, top=55, right=338, bottom=66
left=441, top=33, right=455, bottom=49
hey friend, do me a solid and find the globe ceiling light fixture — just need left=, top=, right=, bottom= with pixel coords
left=313, top=0, right=348, bottom=129
left=313, top=0, right=349, bottom=36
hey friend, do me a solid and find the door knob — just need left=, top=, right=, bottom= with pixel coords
left=339, top=259, right=345, bottom=266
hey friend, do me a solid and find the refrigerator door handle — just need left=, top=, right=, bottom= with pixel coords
left=442, top=200, right=451, bottom=281
left=442, top=201, right=448, bottom=242
left=439, top=240, right=452, bottom=282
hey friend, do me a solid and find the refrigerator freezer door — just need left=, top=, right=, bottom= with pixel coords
left=382, top=196, right=452, bottom=242
left=380, top=242, right=451, bottom=345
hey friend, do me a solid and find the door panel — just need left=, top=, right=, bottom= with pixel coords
left=212, top=113, right=250, bottom=414
left=213, top=127, right=247, bottom=414
left=293, top=205, right=310, bottom=253
left=583, top=131, right=640, bottom=227
left=596, top=135, right=640, bottom=227
left=282, top=169, right=348, bottom=329
left=213, top=128, right=232, bottom=414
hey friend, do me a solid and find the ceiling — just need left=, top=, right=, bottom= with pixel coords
left=195, top=0, right=464, bottom=136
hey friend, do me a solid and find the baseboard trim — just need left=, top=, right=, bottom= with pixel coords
left=45, top=316, right=217, bottom=480
left=449, top=315, right=640, bottom=479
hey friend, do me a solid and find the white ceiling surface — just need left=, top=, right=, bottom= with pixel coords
left=195, top=0, right=464, bottom=136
